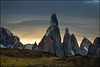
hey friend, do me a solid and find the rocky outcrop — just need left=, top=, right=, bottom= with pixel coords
left=71, top=34, right=80, bottom=55
left=63, top=27, right=80, bottom=56
left=0, top=27, right=23, bottom=49
left=1, top=14, right=99, bottom=58
left=80, top=37, right=92, bottom=56
left=63, top=27, right=72, bottom=56
left=32, top=42, right=38, bottom=51
left=23, top=42, right=38, bottom=51
left=38, top=13, right=63, bottom=57
left=87, top=37, right=100, bottom=57
left=23, top=44, right=34, bottom=50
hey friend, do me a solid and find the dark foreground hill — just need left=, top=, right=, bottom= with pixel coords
left=0, top=48, right=100, bottom=67
left=0, top=48, right=56, bottom=58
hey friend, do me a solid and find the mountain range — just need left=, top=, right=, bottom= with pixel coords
left=0, top=13, right=100, bottom=57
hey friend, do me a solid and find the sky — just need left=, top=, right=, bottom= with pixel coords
left=1, top=0, right=100, bottom=46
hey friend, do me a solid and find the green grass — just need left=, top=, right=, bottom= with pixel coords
left=0, top=48, right=100, bottom=67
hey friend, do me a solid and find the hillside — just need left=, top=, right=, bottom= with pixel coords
left=0, top=48, right=56, bottom=58
left=0, top=48, right=100, bottom=67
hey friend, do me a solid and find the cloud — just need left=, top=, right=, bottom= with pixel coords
left=1, top=14, right=49, bottom=23
left=1, top=1, right=99, bottom=45
left=2, top=15, right=99, bottom=45
left=84, top=0, right=100, bottom=5
left=1, top=1, right=99, bottom=18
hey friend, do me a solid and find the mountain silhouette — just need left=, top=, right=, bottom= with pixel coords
left=0, top=14, right=100, bottom=57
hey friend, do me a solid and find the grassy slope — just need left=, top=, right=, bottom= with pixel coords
left=0, top=48, right=100, bottom=67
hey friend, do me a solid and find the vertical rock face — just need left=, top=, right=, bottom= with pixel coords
left=11, top=36, right=23, bottom=49
left=87, top=37, right=100, bottom=57
left=63, top=27, right=72, bottom=56
left=38, top=13, right=63, bottom=57
left=0, top=27, right=23, bottom=49
left=80, top=37, right=92, bottom=55
left=50, top=13, right=58, bottom=26
left=63, top=27, right=80, bottom=56
left=71, top=34, right=80, bottom=55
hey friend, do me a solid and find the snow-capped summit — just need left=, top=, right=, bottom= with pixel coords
left=0, top=27, right=23, bottom=49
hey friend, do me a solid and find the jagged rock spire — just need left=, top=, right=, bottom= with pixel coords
left=63, top=27, right=71, bottom=56
left=83, top=36, right=87, bottom=40
left=71, top=33, right=80, bottom=55
left=79, top=37, right=92, bottom=55
left=50, top=13, right=58, bottom=26
left=63, top=28, right=80, bottom=56
left=38, top=13, right=63, bottom=57
left=65, top=27, right=69, bottom=34
left=34, top=41, right=37, bottom=45
left=87, top=37, right=100, bottom=57
left=32, top=42, right=38, bottom=51
left=71, top=33, right=75, bottom=37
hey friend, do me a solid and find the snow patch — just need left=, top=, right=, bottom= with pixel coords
left=8, top=45, right=12, bottom=48
left=50, top=17, right=56, bottom=26
left=51, top=26, right=54, bottom=31
left=84, top=47, right=88, bottom=51
left=24, top=44, right=33, bottom=50
left=45, top=30, right=50, bottom=36
left=0, top=44, right=6, bottom=48
left=5, top=28, right=12, bottom=36
left=18, top=47, right=22, bottom=49
left=14, top=36, right=19, bottom=43
left=71, top=50, right=75, bottom=55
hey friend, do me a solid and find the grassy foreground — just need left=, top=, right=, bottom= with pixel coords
left=0, top=48, right=100, bottom=67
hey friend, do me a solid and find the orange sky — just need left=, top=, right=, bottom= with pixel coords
left=11, top=26, right=98, bottom=47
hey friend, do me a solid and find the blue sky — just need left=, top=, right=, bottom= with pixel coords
left=1, top=1, right=99, bottom=45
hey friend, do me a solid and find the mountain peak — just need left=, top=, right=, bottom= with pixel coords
left=34, top=42, right=37, bottom=46
left=93, top=37, right=100, bottom=45
left=65, top=27, right=69, bottom=33
left=83, top=36, right=87, bottom=40
left=0, top=27, right=23, bottom=48
left=50, top=13, right=58, bottom=26
left=0, top=27, right=13, bottom=36
left=34, top=41, right=37, bottom=44
left=80, top=37, right=92, bottom=47
left=82, top=37, right=90, bottom=43
left=71, top=33, right=75, bottom=37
